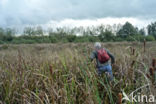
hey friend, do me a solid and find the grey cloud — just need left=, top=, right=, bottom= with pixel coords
left=0, top=0, right=156, bottom=27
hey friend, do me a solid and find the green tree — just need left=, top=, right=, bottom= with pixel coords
left=5, top=28, right=16, bottom=36
left=48, top=28, right=54, bottom=36
left=3, top=28, right=15, bottom=41
left=98, top=29, right=114, bottom=42
left=147, top=22, right=156, bottom=38
left=35, top=26, right=43, bottom=36
left=139, top=28, right=146, bottom=36
left=117, top=22, right=138, bottom=38
left=0, top=28, right=5, bottom=39
left=67, top=35, right=76, bottom=42
left=56, top=28, right=67, bottom=37
left=23, top=27, right=35, bottom=36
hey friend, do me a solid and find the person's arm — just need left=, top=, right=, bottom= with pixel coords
left=106, top=49, right=115, bottom=64
left=90, top=51, right=96, bottom=62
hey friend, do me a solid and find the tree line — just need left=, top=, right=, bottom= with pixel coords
left=0, top=21, right=156, bottom=44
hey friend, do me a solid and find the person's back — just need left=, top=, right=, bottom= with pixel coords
left=90, top=42, right=115, bottom=81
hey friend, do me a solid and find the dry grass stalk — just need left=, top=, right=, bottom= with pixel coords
left=0, top=43, right=155, bottom=103
left=152, top=58, right=156, bottom=68
left=118, top=93, right=122, bottom=104
left=49, top=65, right=53, bottom=77
left=144, top=39, right=146, bottom=53
left=149, top=67, right=154, bottom=76
left=132, top=48, right=135, bottom=55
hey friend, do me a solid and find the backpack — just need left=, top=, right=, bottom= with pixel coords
left=97, top=48, right=110, bottom=63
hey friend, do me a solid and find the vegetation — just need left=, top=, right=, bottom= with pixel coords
left=0, top=22, right=156, bottom=44
left=0, top=42, right=156, bottom=103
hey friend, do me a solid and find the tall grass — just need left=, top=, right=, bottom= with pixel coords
left=0, top=42, right=155, bottom=104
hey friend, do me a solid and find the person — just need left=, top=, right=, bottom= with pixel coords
left=90, top=42, right=115, bottom=81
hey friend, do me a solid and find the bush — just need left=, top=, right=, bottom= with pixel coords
left=126, top=36, right=135, bottom=41
left=146, top=35, right=155, bottom=41
left=98, top=30, right=115, bottom=42
left=124, top=35, right=145, bottom=41
left=61, top=38, right=68, bottom=43
left=1, top=35, right=13, bottom=41
left=0, top=40, right=4, bottom=44
left=133, top=34, right=145, bottom=41
left=74, top=36, right=89, bottom=42
left=67, top=35, right=76, bottom=42
left=49, top=36, right=58, bottom=43
left=11, top=39, right=21, bottom=44
left=88, top=36, right=100, bottom=42
left=114, top=37, right=124, bottom=42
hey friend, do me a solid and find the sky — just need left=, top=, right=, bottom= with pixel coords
left=0, top=0, right=156, bottom=29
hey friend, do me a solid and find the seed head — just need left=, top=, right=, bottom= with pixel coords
left=152, top=59, right=156, bottom=68
left=49, top=65, right=53, bottom=76
left=118, top=93, right=122, bottom=104
left=149, top=67, right=154, bottom=76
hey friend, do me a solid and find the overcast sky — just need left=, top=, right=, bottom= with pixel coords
left=0, top=0, right=156, bottom=29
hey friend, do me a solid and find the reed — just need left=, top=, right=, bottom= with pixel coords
left=0, top=42, right=155, bottom=103
left=143, top=39, right=146, bottom=53
left=118, top=93, right=122, bottom=104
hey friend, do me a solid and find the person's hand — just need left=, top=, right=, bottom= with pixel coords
left=111, top=64, right=114, bottom=67
left=111, top=60, right=116, bottom=66
left=111, top=62, right=116, bottom=67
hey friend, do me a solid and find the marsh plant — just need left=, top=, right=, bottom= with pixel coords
left=0, top=42, right=155, bottom=104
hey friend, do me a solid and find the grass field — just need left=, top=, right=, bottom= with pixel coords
left=0, top=42, right=156, bottom=104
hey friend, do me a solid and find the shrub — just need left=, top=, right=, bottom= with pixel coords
left=74, top=36, right=89, bottom=42
left=49, top=36, right=58, bottom=43
left=88, top=36, right=100, bottom=42
left=67, top=35, right=76, bottom=42
left=146, top=35, right=155, bottom=41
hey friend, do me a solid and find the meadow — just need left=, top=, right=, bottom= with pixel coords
left=0, top=42, right=156, bottom=104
